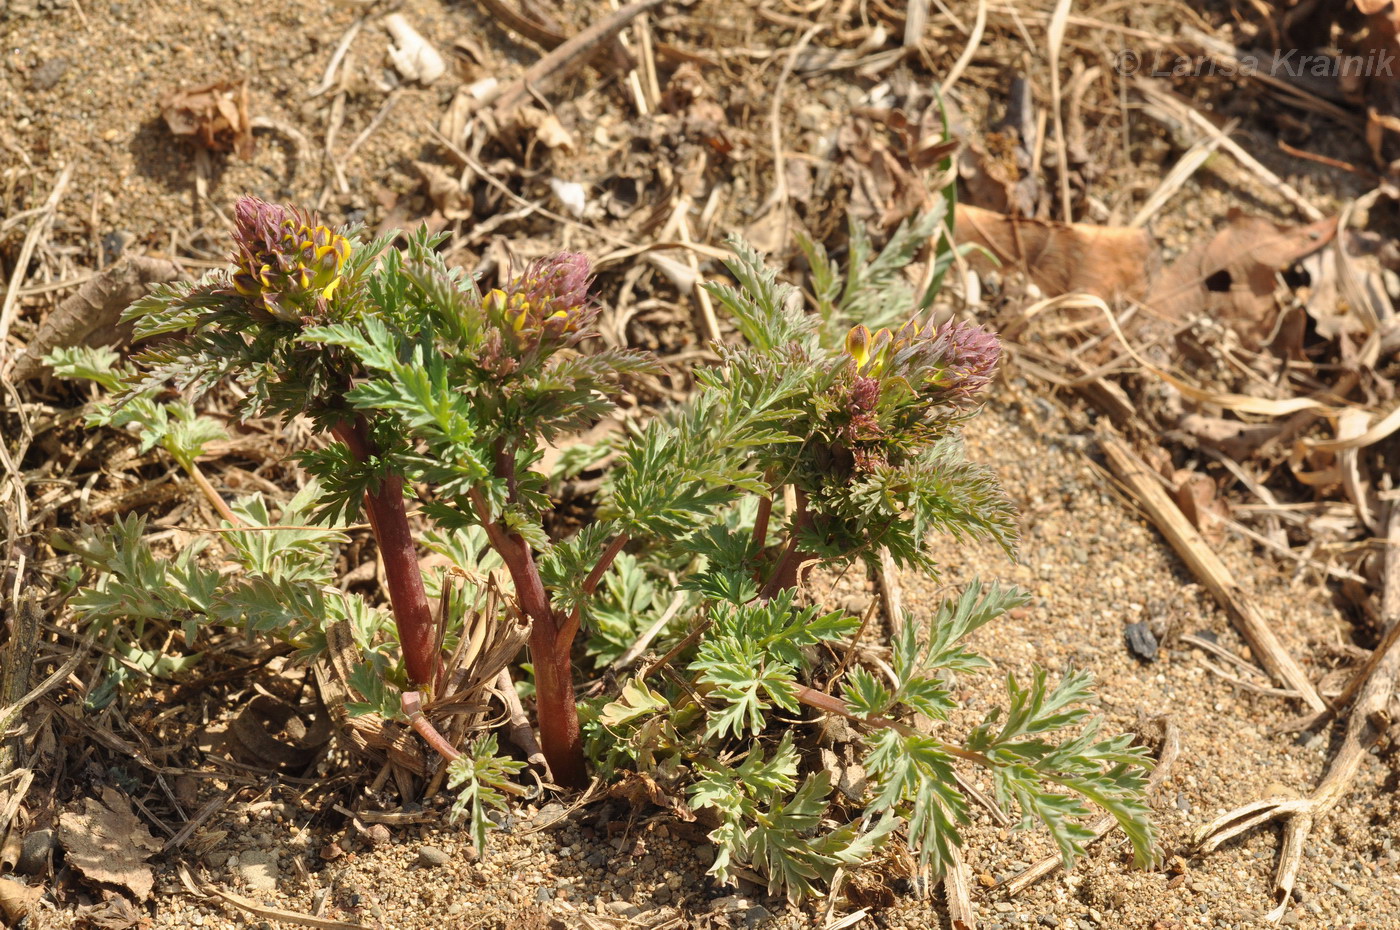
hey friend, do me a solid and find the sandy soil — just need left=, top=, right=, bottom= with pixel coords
left=3, top=0, right=1397, bottom=928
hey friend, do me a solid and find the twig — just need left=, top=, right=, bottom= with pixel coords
left=1099, top=432, right=1326, bottom=711
left=491, top=0, right=666, bottom=113
left=0, top=164, right=73, bottom=351
left=955, top=770, right=1013, bottom=827
left=1003, top=718, right=1180, bottom=896
left=429, top=123, right=639, bottom=249
left=178, top=863, right=372, bottom=930
left=641, top=616, right=712, bottom=681
left=1194, top=501, right=1400, bottom=921
left=1273, top=611, right=1400, bottom=734
left=308, top=18, right=364, bottom=98
left=479, top=0, right=570, bottom=47
left=495, top=667, right=548, bottom=772
left=608, top=0, right=649, bottom=116
left=945, top=837, right=978, bottom=929
left=341, top=89, right=401, bottom=165
left=827, top=596, right=880, bottom=685
left=903, top=0, right=930, bottom=47
left=759, top=23, right=824, bottom=250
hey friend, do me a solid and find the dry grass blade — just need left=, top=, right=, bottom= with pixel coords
left=1026, top=291, right=1339, bottom=417
left=0, top=164, right=73, bottom=352
left=1194, top=500, right=1400, bottom=921
left=611, top=588, right=688, bottom=671
left=940, top=0, right=987, bottom=95
left=1099, top=432, right=1326, bottom=712
left=1046, top=0, right=1073, bottom=222
left=1133, top=79, right=1324, bottom=222
left=1129, top=124, right=1234, bottom=228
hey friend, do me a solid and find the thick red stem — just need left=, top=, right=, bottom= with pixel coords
left=530, top=621, right=588, bottom=788
left=332, top=419, right=439, bottom=688
left=758, top=489, right=813, bottom=600
left=467, top=486, right=589, bottom=789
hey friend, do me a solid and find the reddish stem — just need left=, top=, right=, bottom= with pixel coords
left=758, top=489, right=813, bottom=600
left=561, top=531, right=629, bottom=645
left=751, top=495, right=773, bottom=556
left=530, top=621, right=588, bottom=788
left=468, top=486, right=590, bottom=789
left=402, top=690, right=460, bottom=761
left=332, top=418, right=440, bottom=688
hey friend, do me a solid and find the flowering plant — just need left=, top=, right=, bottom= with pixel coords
left=52, top=199, right=1155, bottom=901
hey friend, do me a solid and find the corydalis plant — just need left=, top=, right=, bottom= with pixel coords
left=123, top=197, right=649, bottom=786
left=101, top=198, right=1155, bottom=895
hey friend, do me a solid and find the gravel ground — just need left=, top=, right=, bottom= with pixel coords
left=27, top=388, right=1393, bottom=930
left=6, top=0, right=1398, bottom=927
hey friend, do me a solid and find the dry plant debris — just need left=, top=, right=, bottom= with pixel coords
left=3, top=0, right=1400, bottom=926
left=1146, top=211, right=1340, bottom=350
left=158, top=78, right=255, bottom=160
left=56, top=786, right=164, bottom=901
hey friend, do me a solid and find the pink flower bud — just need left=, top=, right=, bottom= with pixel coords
left=932, top=320, right=1001, bottom=398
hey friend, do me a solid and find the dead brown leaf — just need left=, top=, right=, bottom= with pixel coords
left=72, top=896, right=149, bottom=929
left=954, top=203, right=1157, bottom=300
left=159, top=78, right=254, bottom=159
left=606, top=771, right=695, bottom=822
left=57, top=787, right=163, bottom=901
left=1172, top=468, right=1228, bottom=545
left=12, top=257, right=182, bottom=382
left=0, top=878, right=41, bottom=925
left=1146, top=210, right=1338, bottom=349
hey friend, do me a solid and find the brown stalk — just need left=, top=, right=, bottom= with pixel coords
left=466, top=473, right=589, bottom=787
left=757, top=489, right=813, bottom=600
left=331, top=417, right=439, bottom=689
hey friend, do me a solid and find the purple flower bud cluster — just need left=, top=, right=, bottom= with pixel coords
left=229, top=196, right=350, bottom=323
left=485, top=252, right=596, bottom=349
left=478, top=252, right=596, bottom=375
left=929, top=320, right=1001, bottom=400
left=841, top=318, right=1001, bottom=404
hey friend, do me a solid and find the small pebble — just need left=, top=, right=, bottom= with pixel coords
left=744, top=905, right=772, bottom=927
left=236, top=850, right=279, bottom=893
left=17, top=829, right=54, bottom=875
left=1124, top=621, right=1158, bottom=662
left=417, top=845, right=450, bottom=868
left=29, top=57, right=69, bottom=90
